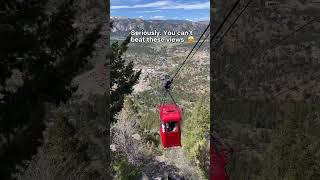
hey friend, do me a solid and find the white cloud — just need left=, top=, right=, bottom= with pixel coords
left=111, top=1, right=171, bottom=9
left=112, top=0, right=142, bottom=3
left=138, top=16, right=144, bottom=18
left=163, top=1, right=210, bottom=10
left=111, top=1, right=210, bottom=10
left=150, top=16, right=165, bottom=20
left=143, top=10, right=162, bottom=13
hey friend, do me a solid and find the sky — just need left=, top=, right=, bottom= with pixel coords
left=110, top=0, right=210, bottom=21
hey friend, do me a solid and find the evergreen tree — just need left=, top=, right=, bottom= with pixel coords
left=258, top=110, right=320, bottom=180
left=13, top=113, right=91, bottom=180
left=183, top=98, right=210, bottom=178
left=110, top=36, right=141, bottom=123
left=259, top=128, right=320, bottom=180
left=0, top=0, right=101, bottom=179
left=112, top=156, right=142, bottom=180
left=14, top=96, right=110, bottom=180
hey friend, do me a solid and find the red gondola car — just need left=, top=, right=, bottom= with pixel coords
left=159, top=104, right=182, bottom=148
left=210, top=137, right=233, bottom=180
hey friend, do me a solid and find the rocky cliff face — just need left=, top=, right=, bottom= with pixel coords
left=71, top=0, right=110, bottom=100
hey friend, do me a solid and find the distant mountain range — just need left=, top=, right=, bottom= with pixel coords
left=111, top=16, right=209, bottom=38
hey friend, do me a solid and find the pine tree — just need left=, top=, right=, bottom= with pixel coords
left=258, top=109, right=320, bottom=180
left=110, top=36, right=141, bottom=123
left=183, top=98, right=210, bottom=178
left=14, top=98, right=111, bottom=180
left=0, top=0, right=101, bottom=179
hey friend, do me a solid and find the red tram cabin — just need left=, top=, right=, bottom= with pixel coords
left=159, top=104, right=182, bottom=149
left=210, top=137, right=233, bottom=180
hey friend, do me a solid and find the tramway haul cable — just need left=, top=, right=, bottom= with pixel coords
left=188, top=33, right=210, bottom=64
left=173, top=0, right=243, bottom=82
left=210, top=0, right=241, bottom=44
left=167, top=90, right=177, bottom=105
left=174, top=33, right=210, bottom=78
left=161, top=0, right=241, bottom=104
left=212, top=0, right=253, bottom=51
left=171, top=0, right=242, bottom=83
left=159, top=26, right=209, bottom=105
left=171, top=0, right=241, bottom=82
left=171, top=23, right=210, bottom=82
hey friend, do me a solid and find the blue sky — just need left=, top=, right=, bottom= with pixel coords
left=111, top=0, right=210, bottom=21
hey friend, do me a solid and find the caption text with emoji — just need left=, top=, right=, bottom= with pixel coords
left=130, top=30, right=195, bottom=43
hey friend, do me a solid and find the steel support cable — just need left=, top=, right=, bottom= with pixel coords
left=171, top=0, right=242, bottom=83
left=159, top=85, right=177, bottom=106
left=173, top=32, right=210, bottom=79
left=210, top=0, right=241, bottom=44
left=166, top=90, right=177, bottom=105
left=212, top=0, right=253, bottom=51
left=160, top=0, right=242, bottom=110
left=188, top=32, right=210, bottom=63
left=171, top=23, right=210, bottom=82
left=170, top=0, right=246, bottom=104
left=173, top=0, right=245, bottom=93
left=160, top=0, right=241, bottom=104
left=167, top=32, right=209, bottom=104
left=161, top=89, right=167, bottom=106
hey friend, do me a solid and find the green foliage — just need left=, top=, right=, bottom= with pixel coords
left=258, top=113, right=320, bottom=180
left=140, top=110, right=159, bottom=131
left=14, top=113, right=92, bottom=180
left=110, top=36, right=141, bottom=123
left=0, top=0, right=101, bottom=178
left=182, top=98, right=210, bottom=178
left=15, top=95, right=110, bottom=180
left=123, top=97, right=139, bottom=117
left=120, top=96, right=162, bottom=156
left=218, top=103, right=320, bottom=180
left=112, top=157, right=142, bottom=180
